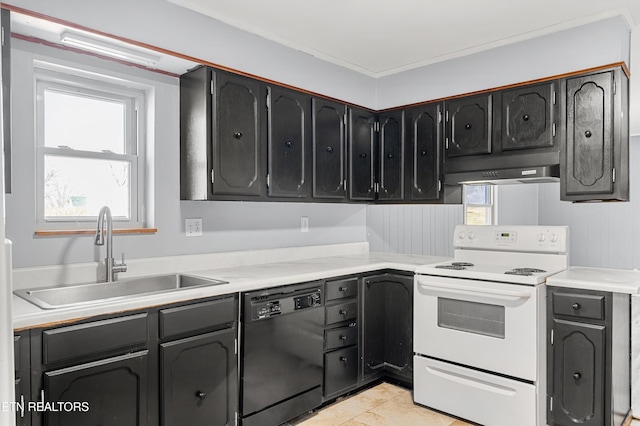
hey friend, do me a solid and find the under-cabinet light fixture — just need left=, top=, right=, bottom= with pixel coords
left=60, top=31, right=161, bottom=66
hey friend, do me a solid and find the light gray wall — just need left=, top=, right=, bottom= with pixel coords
left=6, top=40, right=367, bottom=268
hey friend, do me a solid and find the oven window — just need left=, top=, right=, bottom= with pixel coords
left=437, top=298, right=505, bottom=339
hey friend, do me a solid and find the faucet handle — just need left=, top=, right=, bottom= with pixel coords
left=114, top=252, right=128, bottom=274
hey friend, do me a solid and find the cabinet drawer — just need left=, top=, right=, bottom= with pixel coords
left=325, top=301, right=357, bottom=326
left=325, top=324, right=357, bottom=351
left=159, top=296, right=236, bottom=339
left=324, top=346, right=358, bottom=396
left=43, top=313, right=148, bottom=365
left=326, top=278, right=358, bottom=301
left=552, top=292, right=605, bottom=320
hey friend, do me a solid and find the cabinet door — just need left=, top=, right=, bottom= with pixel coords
left=312, top=98, right=346, bottom=199
left=408, top=104, right=441, bottom=201
left=212, top=71, right=265, bottom=197
left=267, top=86, right=310, bottom=198
left=378, top=110, right=404, bottom=201
left=348, top=107, right=376, bottom=201
left=446, top=94, right=492, bottom=158
left=43, top=350, right=149, bottom=426
left=324, top=346, right=358, bottom=396
left=161, top=329, right=237, bottom=426
left=502, top=82, right=556, bottom=151
left=362, top=274, right=413, bottom=383
left=563, top=71, right=614, bottom=197
left=550, top=319, right=604, bottom=426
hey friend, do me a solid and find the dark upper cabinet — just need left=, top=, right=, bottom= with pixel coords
left=501, top=81, right=558, bottom=152
left=180, top=66, right=266, bottom=200
left=161, top=329, right=237, bottom=426
left=348, top=107, right=377, bottom=201
left=561, top=69, right=629, bottom=201
left=2, top=8, right=10, bottom=194
left=312, top=98, right=346, bottom=200
left=213, top=71, right=266, bottom=197
left=267, top=86, right=311, bottom=199
left=445, top=93, right=492, bottom=158
left=377, top=110, right=405, bottom=201
left=407, top=103, right=441, bottom=201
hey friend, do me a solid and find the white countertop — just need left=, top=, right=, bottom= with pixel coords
left=547, top=266, right=640, bottom=294
left=13, top=251, right=449, bottom=330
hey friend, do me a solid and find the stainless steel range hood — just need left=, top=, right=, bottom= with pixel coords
left=444, top=164, right=560, bottom=185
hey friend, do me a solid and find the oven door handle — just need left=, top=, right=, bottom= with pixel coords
left=424, top=365, right=517, bottom=396
left=417, top=281, right=532, bottom=302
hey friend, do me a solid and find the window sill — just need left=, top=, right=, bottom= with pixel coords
left=35, top=228, right=158, bottom=237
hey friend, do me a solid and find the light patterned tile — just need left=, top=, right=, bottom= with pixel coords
left=341, top=411, right=392, bottom=426
left=368, top=391, right=457, bottom=426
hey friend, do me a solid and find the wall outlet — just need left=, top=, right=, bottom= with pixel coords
left=301, top=216, right=309, bottom=233
left=185, top=218, right=203, bottom=237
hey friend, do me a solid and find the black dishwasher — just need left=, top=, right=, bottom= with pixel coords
left=241, top=282, right=324, bottom=426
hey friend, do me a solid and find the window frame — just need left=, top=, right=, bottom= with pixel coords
left=34, top=66, right=146, bottom=229
left=463, top=184, right=497, bottom=225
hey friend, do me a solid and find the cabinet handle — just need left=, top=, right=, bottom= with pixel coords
left=340, top=309, right=348, bottom=315
left=340, top=356, right=348, bottom=362
left=196, top=391, right=207, bottom=400
left=387, top=154, right=394, bottom=159
left=285, top=141, right=293, bottom=148
left=573, top=372, right=581, bottom=380
left=420, top=150, right=427, bottom=156
left=339, top=335, right=348, bottom=341
left=359, top=153, right=367, bottom=158
left=572, top=303, right=581, bottom=310
left=585, top=130, right=592, bottom=138
left=464, top=123, right=472, bottom=130
left=326, top=146, right=334, bottom=153
left=523, top=114, right=529, bottom=121
left=339, top=286, right=348, bottom=292
left=234, top=132, right=243, bottom=139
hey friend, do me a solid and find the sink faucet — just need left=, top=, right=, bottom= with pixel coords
left=95, top=206, right=127, bottom=282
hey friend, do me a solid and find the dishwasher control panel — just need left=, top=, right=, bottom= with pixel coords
left=250, top=288, right=322, bottom=320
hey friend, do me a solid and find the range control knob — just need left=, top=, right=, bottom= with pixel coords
left=538, top=233, right=546, bottom=242
left=468, top=232, right=475, bottom=240
left=550, top=234, right=558, bottom=243
left=458, top=231, right=466, bottom=240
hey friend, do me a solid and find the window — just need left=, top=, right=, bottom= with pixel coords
left=464, top=185, right=496, bottom=225
left=35, top=66, right=146, bottom=229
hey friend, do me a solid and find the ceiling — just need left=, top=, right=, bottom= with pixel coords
left=167, top=0, right=640, bottom=78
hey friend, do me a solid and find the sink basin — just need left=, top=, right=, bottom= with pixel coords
left=14, top=274, right=228, bottom=309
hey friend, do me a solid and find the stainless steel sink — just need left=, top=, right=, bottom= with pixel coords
left=14, top=274, right=229, bottom=309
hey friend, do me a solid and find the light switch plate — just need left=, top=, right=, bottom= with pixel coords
left=186, top=218, right=203, bottom=237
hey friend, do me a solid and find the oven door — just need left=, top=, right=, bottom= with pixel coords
left=414, top=275, right=539, bottom=381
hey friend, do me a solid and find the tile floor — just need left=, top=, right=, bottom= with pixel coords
left=290, top=382, right=474, bottom=426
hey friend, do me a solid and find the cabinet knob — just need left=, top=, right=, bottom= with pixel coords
left=573, top=372, right=581, bottom=380
left=339, top=335, right=348, bottom=341
left=523, top=114, right=530, bottom=121
left=572, top=303, right=581, bottom=310
left=339, top=286, right=348, bottom=292
left=326, top=146, right=334, bottom=153
left=359, top=153, right=367, bottom=158
left=340, top=356, right=348, bottom=362
left=285, top=141, right=293, bottom=148
left=420, top=150, right=427, bottom=156
left=585, top=130, right=592, bottom=138
left=340, top=309, right=348, bottom=315
left=387, top=154, right=394, bottom=159
left=234, top=132, right=243, bottom=139
left=196, top=391, right=207, bottom=400
left=464, top=123, right=472, bottom=130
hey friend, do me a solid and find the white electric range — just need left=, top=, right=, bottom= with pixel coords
left=413, top=225, right=569, bottom=426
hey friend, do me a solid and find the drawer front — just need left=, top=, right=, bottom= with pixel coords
left=552, top=292, right=605, bottom=320
left=325, top=324, right=357, bottom=351
left=324, top=346, right=358, bottom=396
left=43, top=313, right=148, bottom=365
left=325, top=278, right=358, bottom=301
left=159, top=296, right=236, bottom=339
left=325, top=301, right=357, bottom=326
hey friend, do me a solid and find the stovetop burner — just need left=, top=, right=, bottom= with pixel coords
left=504, top=267, right=547, bottom=276
left=435, top=262, right=474, bottom=270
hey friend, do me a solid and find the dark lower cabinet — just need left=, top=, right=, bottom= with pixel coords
left=161, top=329, right=237, bottom=426
left=312, top=98, right=347, bottom=200
left=324, top=346, right=358, bottom=396
left=361, top=273, right=413, bottom=385
left=43, top=351, right=150, bottom=426
left=547, top=287, right=630, bottom=426
left=562, top=68, right=629, bottom=201
left=14, top=331, right=30, bottom=426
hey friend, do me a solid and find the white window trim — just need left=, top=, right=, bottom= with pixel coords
left=463, top=185, right=498, bottom=225
left=34, top=65, right=146, bottom=229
